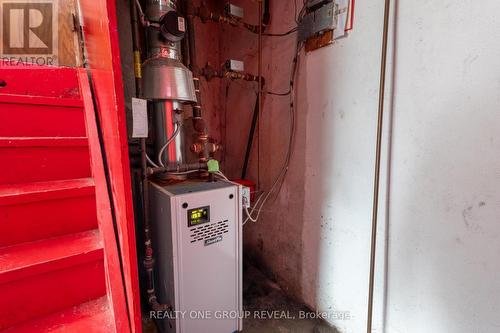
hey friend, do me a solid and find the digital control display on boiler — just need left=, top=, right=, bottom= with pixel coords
left=188, top=206, right=210, bottom=227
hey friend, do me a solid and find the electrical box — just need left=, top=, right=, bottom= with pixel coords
left=298, top=1, right=337, bottom=43
left=225, top=59, right=245, bottom=72
left=225, top=3, right=244, bottom=19
left=298, top=0, right=354, bottom=51
left=149, top=180, right=243, bottom=333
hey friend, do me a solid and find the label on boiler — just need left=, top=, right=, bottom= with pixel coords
left=204, top=236, right=223, bottom=246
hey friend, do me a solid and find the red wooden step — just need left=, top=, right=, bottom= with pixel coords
left=0, top=137, right=91, bottom=185
left=0, top=66, right=81, bottom=99
left=1, top=297, right=115, bottom=333
left=0, top=177, right=94, bottom=205
left=0, top=229, right=103, bottom=284
left=0, top=95, right=86, bottom=137
left=0, top=230, right=106, bottom=329
left=0, top=178, right=98, bottom=247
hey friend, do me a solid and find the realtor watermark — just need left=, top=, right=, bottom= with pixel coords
left=150, top=310, right=351, bottom=321
left=0, top=0, right=58, bottom=66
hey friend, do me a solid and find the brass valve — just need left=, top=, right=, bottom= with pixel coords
left=191, top=137, right=222, bottom=161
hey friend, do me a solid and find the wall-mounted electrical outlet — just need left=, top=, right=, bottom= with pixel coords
left=242, top=187, right=251, bottom=208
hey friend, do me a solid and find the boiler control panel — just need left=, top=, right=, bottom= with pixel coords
left=187, top=206, right=210, bottom=227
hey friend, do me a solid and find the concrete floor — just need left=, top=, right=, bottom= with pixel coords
left=242, top=263, right=338, bottom=333
left=143, top=263, right=338, bottom=333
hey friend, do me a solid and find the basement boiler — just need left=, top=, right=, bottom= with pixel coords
left=149, top=180, right=243, bottom=333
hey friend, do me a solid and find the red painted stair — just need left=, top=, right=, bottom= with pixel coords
left=1, top=297, right=115, bottom=333
left=0, top=137, right=91, bottom=184
left=0, top=67, right=130, bottom=332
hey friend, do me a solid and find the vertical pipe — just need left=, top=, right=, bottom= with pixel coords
left=131, top=0, right=169, bottom=312
left=186, top=0, right=198, bottom=72
left=242, top=1, right=267, bottom=180
left=366, top=0, right=391, bottom=332
left=186, top=0, right=202, bottom=118
left=241, top=94, right=259, bottom=179
left=178, top=1, right=191, bottom=68
left=130, top=0, right=148, bottom=242
left=257, top=0, right=263, bottom=187
left=185, top=0, right=211, bottom=163
left=263, top=0, right=271, bottom=27
left=131, top=0, right=142, bottom=97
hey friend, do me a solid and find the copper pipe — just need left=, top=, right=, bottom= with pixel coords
left=192, top=2, right=261, bottom=33
left=199, top=62, right=262, bottom=83
left=367, top=0, right=391, bottom=332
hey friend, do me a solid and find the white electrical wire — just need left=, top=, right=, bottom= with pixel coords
left=146, top=153, right=160, bottom=168
left=203, top=38, right=304, bottom=227
left=244, top=205, right=258, bottom=224
left=212, top=171, right=259, bottom=226
left=214, top=171, right=230, bottom=181
left=243, top=42, right=303, bottom=226
left=158, top=124, right=182, bottom=167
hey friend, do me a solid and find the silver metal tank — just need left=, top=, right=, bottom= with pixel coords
left=142, top=0, right=196, bottom=167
